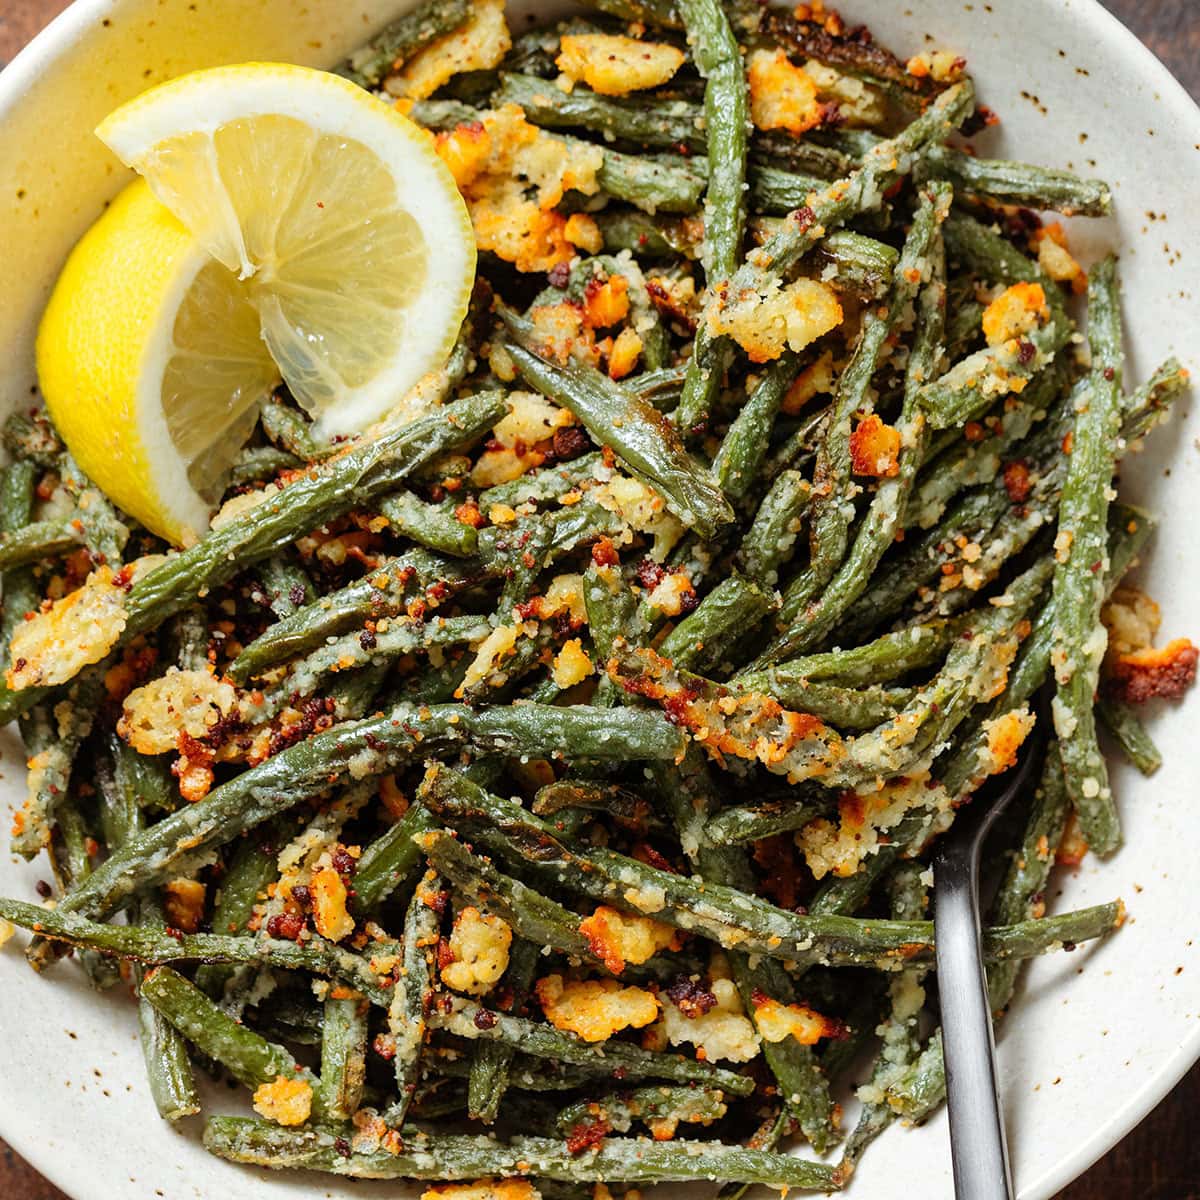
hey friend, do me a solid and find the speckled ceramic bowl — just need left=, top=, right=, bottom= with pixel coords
left=1, top=2, right=1198, bottom=1197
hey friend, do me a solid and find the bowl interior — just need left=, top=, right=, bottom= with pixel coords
left=1, top=2, right=1198, bottom=1198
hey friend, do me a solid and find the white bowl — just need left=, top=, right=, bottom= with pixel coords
left=1, top=1, right=1198, bottom=1198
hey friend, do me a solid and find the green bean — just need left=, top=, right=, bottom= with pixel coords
left=228, top=548, right=465, bottom=682
left=749, top=163, right=835, bottom=215
left=813, top=229, right=901, bottom=296
left=765, top=7, right=925, bottom=98
left=906, top=360, right=1065, bottom=530
left=839, top=862, right=930, bottom=1175
left=685, top=80, right=975, bottom=423
left=938, top=504, right=1153, bottom=798
left=319, top=994, right=369, bottom=1121
left=923, top=144, right=1112, bottom=215
left=164, top=605, right=211, bottom=673
left=95, top=745, right=201, bottom=1119
left=883, top=1030, right=946, bottom=1120
left=430, top=996, right=756, bottom=1094
left=502, top=327, right=733, bottom=538
left=658, top=573, right=775, bottom=674
left=1097, top=695, right=1162, bottom=777
left=702, top=794, right=832, bottom=846
left=599, top=148, right=708, bottom=214
left=337, top=0, right=472, bottom=88
left=195, top=823, right=282, bottom=999
left=387, top=871, right=441, bottom=1126
left=672, top=0, right=748, bottom=432
left=141, top=967, right=326, bottom=1114
left=837, top=483, right=1010, bottom=643
left=3, top=408, right=62, bottom=467
left=943, top=213, right=1063, bottom=299
left=58, top=454, right=128, bottom=565
left=555, top=1085, right=727, bottom=1137
left=650, top=748, right=837, bottom=1151
left=773, top=183, right=950, bottom=636
left=770, top=183, right=951, bottom=658
left=1122, top=356, right=1189, bottom=437
left=260, top=613, right=490, bottom=714
left=488, top=500, right=625, bottom=616
left=918, top=319, right=1069, bottom=431
left=379, top=491, right=480, bottom=556
left=11, top=670, right=106, bottom=858
left=0, top=392, right=505, bottom=725
left=497, top=72, right=700, bottom=150
left=712, top=354, right=799, bottom=501
left=752, top=617, right=961, bottom=687
left=203, top=1118, right=840, bottom=1187
left=0, top=517, right=83, bottom=570
left=0, top=898, right=394, bottom=1006
left=418, top=830, right=594, bottom=962
left=598, top=209, right=703, bottom=259
left=57, top=701, right=681, bottom=924
left=260, top=398, right=331, bottom=462
left=742, top=671, right=917, bottom=729
left=252, top=554, right=314, bottom=620
left=353, top=803, right=436, bottom=915
left=420, top=764, right=1119, bottom=968
left=987, top=750, right=1070, bottom=1012
left=1050, top=257, right=1125, bottom=855
left=467, top=938, right=540, bottom=1123
left=738, top=468, right=811, bottom=587
left=136, top=952, right=202, bottom=1121
left=228, top=444, right=303, bottom=487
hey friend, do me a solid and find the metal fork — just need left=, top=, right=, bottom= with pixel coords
left=933, top=720, right=1047, bottom=1200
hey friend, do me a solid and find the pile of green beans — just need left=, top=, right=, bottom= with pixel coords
left=0, top=0, right=1191, bottom=1194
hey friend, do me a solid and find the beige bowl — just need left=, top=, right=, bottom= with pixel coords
left=1, top=2, right=1198, bottom=1198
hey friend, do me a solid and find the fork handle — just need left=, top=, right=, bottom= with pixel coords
left=934, top=851, right=1016, bottom=1200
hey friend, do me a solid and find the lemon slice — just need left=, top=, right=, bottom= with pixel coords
left=37, top=179, right=280, bottom=545
left=96, top=62, right=476, bottom=438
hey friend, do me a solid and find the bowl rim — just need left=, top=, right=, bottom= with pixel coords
left=0, top=0, right=1198, bottom=1197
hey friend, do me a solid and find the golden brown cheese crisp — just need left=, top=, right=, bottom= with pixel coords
left=535, top=973, right=659, bottom=1041
left=578, top=904, right=681, bottom=973
left=557, top=34, right=685, bottom=96
left=251, top=1076, right=313, bottom=1126
left=391, top=0, right=512, bottom=100
left=708, top=278, right=843, bottom=362
left=747, top=48, right=824, bottom=135
left=441, top=906, right=512, bottom=995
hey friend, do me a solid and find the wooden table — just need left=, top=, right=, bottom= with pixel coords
left=1, top=0, right=1198, bottom=1196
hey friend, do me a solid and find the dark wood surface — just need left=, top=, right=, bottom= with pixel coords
left=0, top=0, right=1197, bottom=1196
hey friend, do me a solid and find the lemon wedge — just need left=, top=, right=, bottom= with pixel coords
left=37, top=179, right=280, bottom=545
left=96, top=62, right=476, bottom=440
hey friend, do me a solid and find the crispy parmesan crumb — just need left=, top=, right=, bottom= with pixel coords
left=747, top=48, right=824, bottom=135
left=252, top=1076, right=313, bottom=1126
left=441, top=906, right=512, bottom=995
left=390, top=0, right=511, bottom=100
left=708, top=278, right=843, bottom=363
left=118, top=667, right=240, bottom=755
left=578, top=905, right=681, bottom=974
left=981, top=282, right=1048, bottom=347
left=557, top=34, right=684, bottom=95
left=660, top=976, right=759, bottom=1062
left=310, top=863, right=355, bottom=942
left=8, top=566, right=131, bottom=690
left=552, top=638, right=595, bottom=689
left=1108, top=638, right=1198, bottom=703
left=535, top=973, right=659, bottom=1042
left=849, top=414, right=902, bottom=477
left=163, top=878, right=206, bottom=933
left=750, top=994, right=843, bottom=1045
left=434, top=103, right=602, bottom=272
